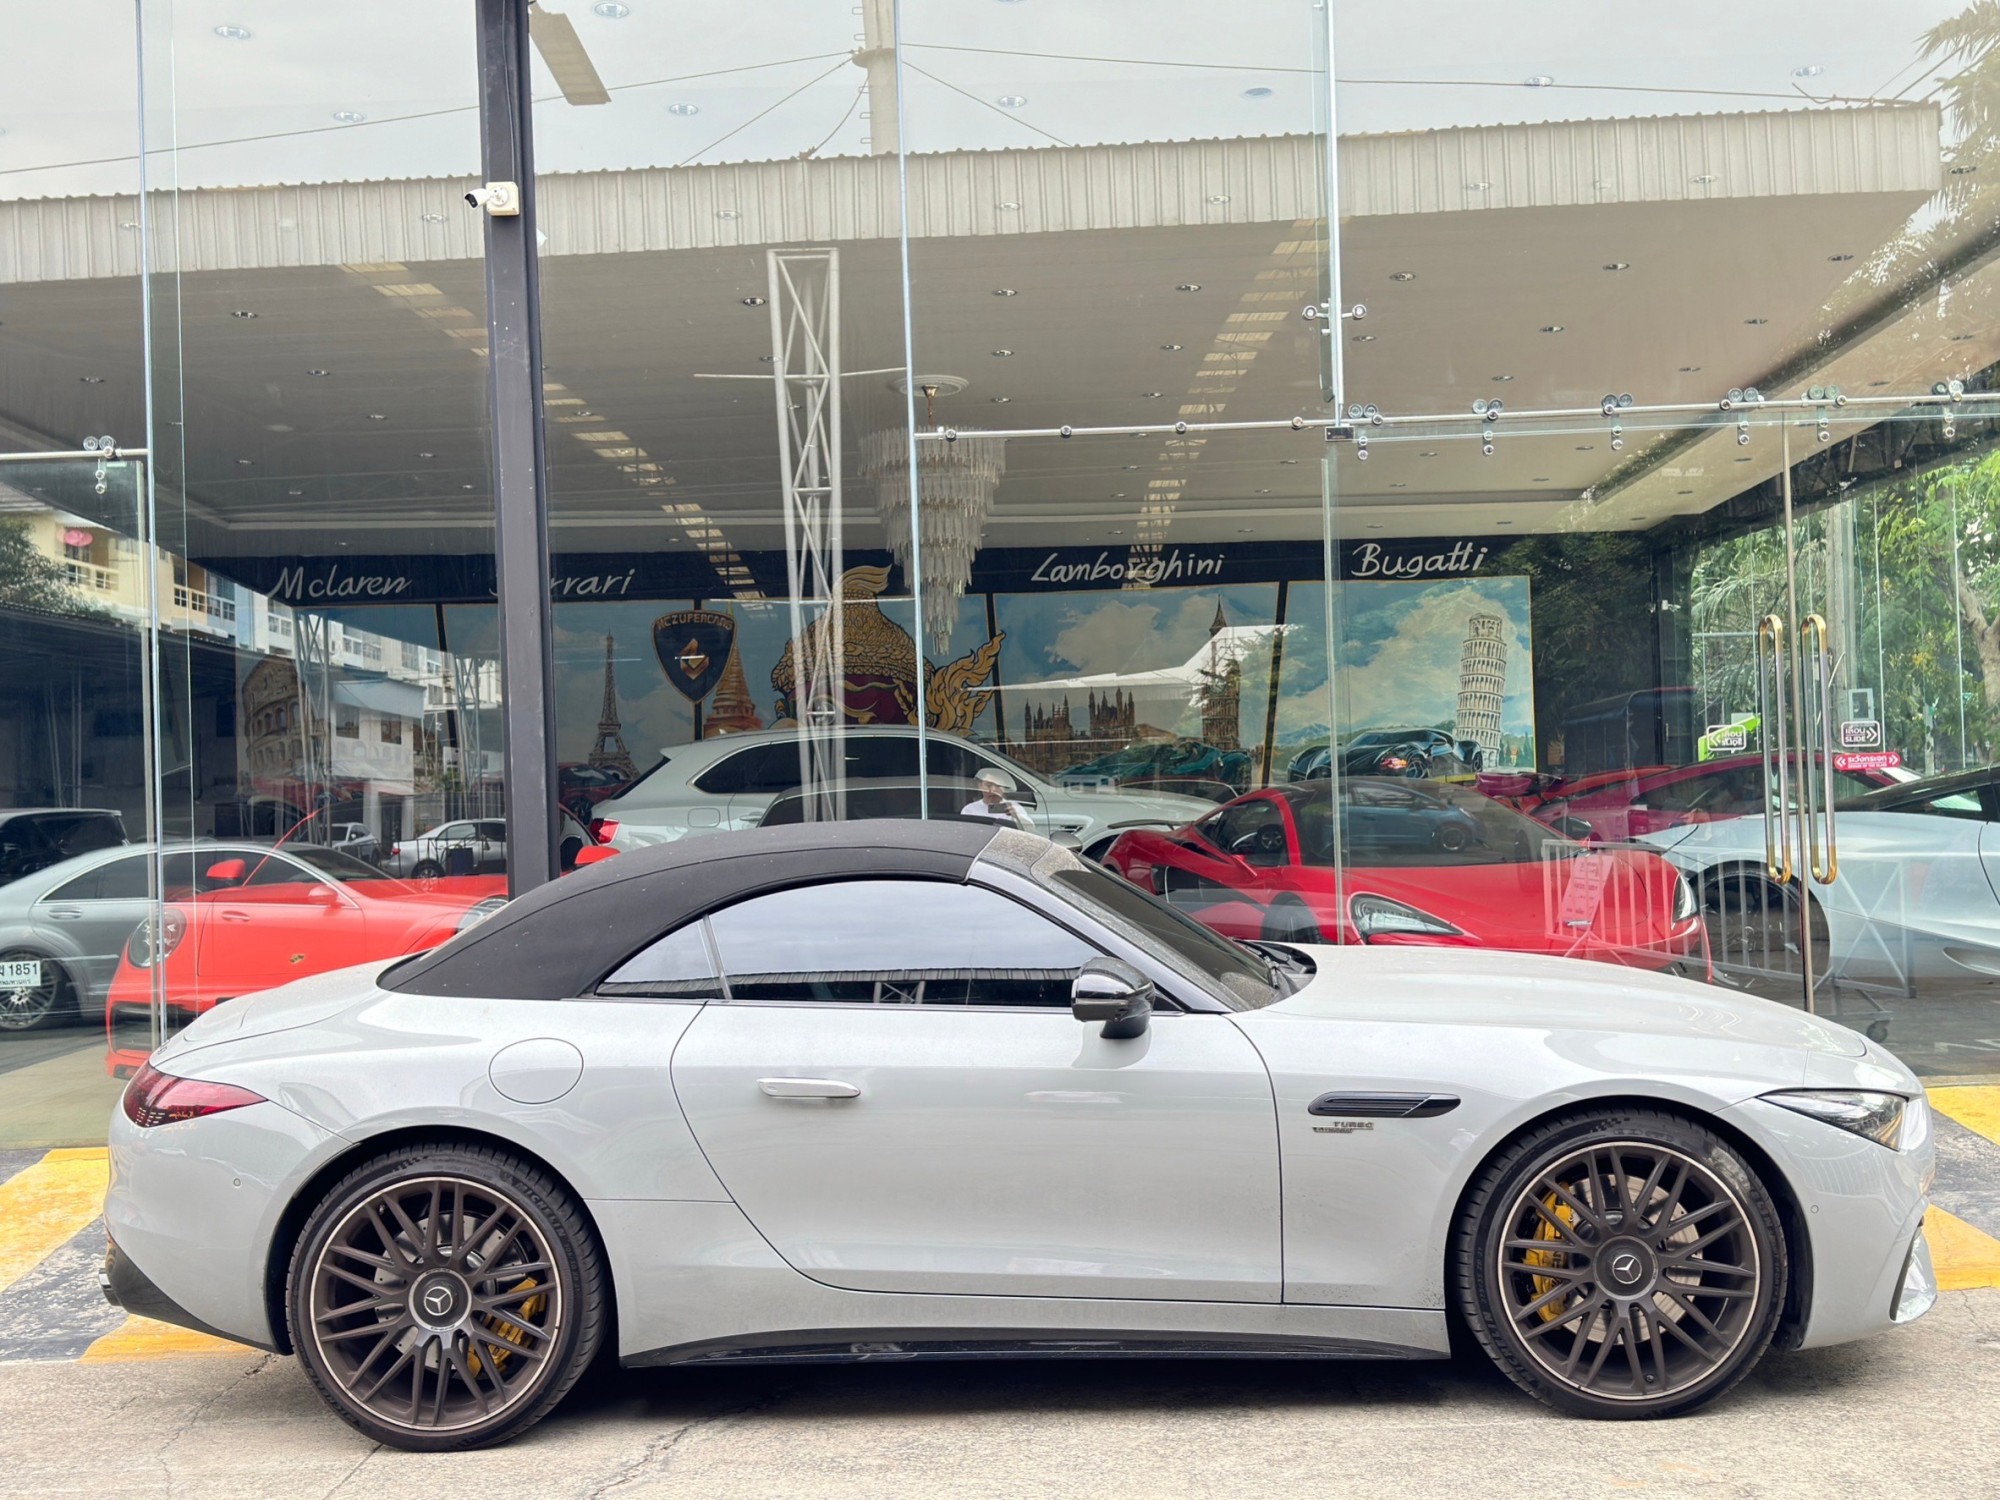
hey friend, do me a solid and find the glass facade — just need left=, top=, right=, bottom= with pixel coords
left=9, top=1, right=2000, bottom=1147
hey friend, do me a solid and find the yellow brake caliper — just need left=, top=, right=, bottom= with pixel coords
left=1525, top=1194, right=1578, bottom=1321
left=465, top=1276, right=545, bottom=1377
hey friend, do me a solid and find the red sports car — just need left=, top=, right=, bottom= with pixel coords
left=1104, top=778, right=1706, bottom=974
left=103, top=844, right=506, bottom=1076
left=1493, top=753, right=1908, bottom=844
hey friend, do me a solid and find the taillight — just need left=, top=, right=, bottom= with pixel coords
left=122, top=1061, right=265, bottom=1128
left=390, top=842, right=401, bottom=858
left=591, top=818, right=617, bottom=842
left=125, top=908, right=187, bottom=968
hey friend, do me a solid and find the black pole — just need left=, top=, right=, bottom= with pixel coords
left=476, top=0, right=558, bottom=894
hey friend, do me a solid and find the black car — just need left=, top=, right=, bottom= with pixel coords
left=0, top=808, right=129, bottom=889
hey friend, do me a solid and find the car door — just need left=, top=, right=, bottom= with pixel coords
left=193, top=850, right=358, bottom=1001
left=31, top=851, right=154, bottom=1008
left=666, top=876, right=1281, bottom=1303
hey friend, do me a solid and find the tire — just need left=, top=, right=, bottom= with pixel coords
left=1259, top=897, right=1323, bottom=944
left=0, top=950, right=75, bottom=1032
left=1434, top=824, right=1470, bottom=853
left=1454, top=1106, right=1786, bottom=1419
left=286, top=1142, right=607, bottom=1451
left=410, top=860, right=443, bottom=882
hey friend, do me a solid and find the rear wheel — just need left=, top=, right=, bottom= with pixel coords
left=0, top=950, right=74, bottom=1031
left=1455, top=1107, right=1786, bottom=1419
left=410, top=859, right=443, bottom=883
left=287, top=1143, right=606, bottom=1450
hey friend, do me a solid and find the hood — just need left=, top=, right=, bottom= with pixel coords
left=1270, top=942, right=1866, bottom=1058
left=1059, top=790, right=1218, bottom=826
left=152, top=957, right=401, bottom=1062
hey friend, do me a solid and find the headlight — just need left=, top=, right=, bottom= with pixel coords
left=1765, top=1089, right=1919, bottom=1150
left=455, top=896, right=509, bottom=934
left=1671, top=872, right=1697, bottom=923
left=1349, top=893, right=1465, bottom=940
left=125, top=908, right=186, bottom=969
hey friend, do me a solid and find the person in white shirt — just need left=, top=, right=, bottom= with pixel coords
left=961, top=768, right=1033, bottom=830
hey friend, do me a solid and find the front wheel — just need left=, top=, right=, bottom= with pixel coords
left=287, top=1143, right=606, bottom=1450
left=1455, top=1107, right=1786, bottom=1419
left=409, top=859, right=443, bottom=883
left=0, top=950, right=74, bottom=1031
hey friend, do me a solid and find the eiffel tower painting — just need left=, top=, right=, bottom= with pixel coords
left=587, top=634, right=638, bottom=779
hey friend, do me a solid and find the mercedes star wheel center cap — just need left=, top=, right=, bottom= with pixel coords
left=411, top=1272, right=468, bottom=1327
left=1599, top=1239, right=1656, bottom=1294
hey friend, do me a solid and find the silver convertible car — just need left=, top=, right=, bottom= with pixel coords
left=102, top=821, right=1937, bottom=1449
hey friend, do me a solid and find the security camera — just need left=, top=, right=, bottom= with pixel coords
left=464, top=181, right=521, bottom=217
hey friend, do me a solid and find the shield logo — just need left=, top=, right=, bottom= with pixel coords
left=653, top=609, right=735, bottom=703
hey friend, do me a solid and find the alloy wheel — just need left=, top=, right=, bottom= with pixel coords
left=306, top=1175, right=563, bottom=1435
left=1494, top=1140, right=1762, bottom=1402
left=0, top=951, right=65, bottom=1031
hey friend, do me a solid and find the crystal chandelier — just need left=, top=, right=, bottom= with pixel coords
left=862, top=428, right=1006, bottom=653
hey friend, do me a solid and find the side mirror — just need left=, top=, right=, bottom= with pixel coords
left=203, top=858, right=247, bottom=885
left=572, top=845, right=620, bottom=868
left=1071, top=957, right=1154, bottom=1040
left=305, top=882, right=339, bottom=906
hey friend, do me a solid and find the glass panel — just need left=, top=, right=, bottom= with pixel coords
left=138, top=2, right=495, bottom=1072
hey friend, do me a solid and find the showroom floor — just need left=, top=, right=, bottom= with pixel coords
left=0, top=1092, right=1996, bottom=1496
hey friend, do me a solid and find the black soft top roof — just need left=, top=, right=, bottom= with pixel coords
left=383, top=818, right=1004, bottom=1000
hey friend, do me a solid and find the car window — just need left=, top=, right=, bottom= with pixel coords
left=477, top=821, right=506, bottom=840
left=692, top=743, right=801, bottom=795
left=1646, top=766, right=1761, bottom=815
left=438, top=823, right=474, bottom=842
left=705, top=879, right=1099, bottom=1007
left=1033, top=852, right=1281, bottom=1010
left=597, top=922, right=724, bottom=999
left=0, top=820, right=57, bottom=880
left=842, top=737, right=920, bottom=780
left=240, top=854, right=327, bottom=888
left=49, top=853, right=144, bottom=902
left=38, top=814, right=125, bottom=857
left=1213, top=798, right=1289, bottom=866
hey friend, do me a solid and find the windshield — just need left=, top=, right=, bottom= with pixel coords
left=1033, top=848, right=1284, bottom=1010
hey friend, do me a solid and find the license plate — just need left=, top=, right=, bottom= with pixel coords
left=0, top=960, right=42, bottom=988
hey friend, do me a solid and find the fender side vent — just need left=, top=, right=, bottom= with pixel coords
left=1308, top=1092, right=1460, bottom=1119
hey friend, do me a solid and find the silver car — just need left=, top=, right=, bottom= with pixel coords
left=591, top=727, right=1218, bottom=861
left=102, top=822, right=1936, bottom=1450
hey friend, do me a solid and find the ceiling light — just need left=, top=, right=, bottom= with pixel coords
left=991, top=349, right=1013, bottom=357
left=667, top=102, right=699, bottom=116
left=1690, top=173, right=1717, bottom=185
left=741, top=295, right=765, bottom=306
left=1745, top=317, right=1768, bottom=325
left=1679, top=365, right=1701, bottom=372
left=235, top=458, right=254, bottom=466
left=462, top=483, right=476, bottom=490
left=1420, top=450, right=1438, bottom=458
left=368, top=413, right=388, bottom=421
left=1465, top=181, right=1491, bottom=192
left=1242, top=86, right=1274, bottom=98
left=1160, top=343, right=1183, bottom=351
left=1142, top=391, right=1164, bottom=398
left=991, top=396, right=1011, bottom=403
left=119, top=221, right=138, bottom=230
left=1524, top=74, right=1554, bottom=87
left=420, top=212, right=446, bottom=223
left=1206, top=194, right=1231, bottom=205
left=1540, top=325, right=1563, bottom=334
left=992, top=287, right=1017, bottom=297
left=287, top=488, right=304, bottom=497
left=1388, top=271, right=1416, bottom=282
left=265, top=423, right=292, bottom=433
left=1492, top=374, right=1514, bottom=382
left=1603, top=261, right=1630, bottom=271
left=1279, top=459, right=1299, bottom=465
left=331, top=110, right=366, bottom=124
left=231, top=309, right=258, bottom=319
left=1177, top=283, right=1202, bottom=292
left=995, top=94, right=1028, bottom=108
left=1828, top=253, right=1854, bottom=262
left=213, top=24, right=251, bottom=40
left=1792, top=64, right=1826, bottom=78
left=1353, top=333, right=1375, bottom=341
left=716, top=209, right=741, bottom=220
left=593, top=1, right=631, bottom=16
left=418, top=451, right=436, bottom=459
left=79, top=375, right=104, bottom=384
left=307, top=369, right=330, bottom=377
left=1254, top=489, right=1271, bottom=496
left=757, top=354, right=775, bottom=362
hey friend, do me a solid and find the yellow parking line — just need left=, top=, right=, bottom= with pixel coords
left=1929, top=1085, right=2000, bottom=1149
left=79, top=1316, right=247, bottom=1363
left=1928, top=1206, right=2000, bottom=1291
left=0, top=1148, right=107, bottom=1296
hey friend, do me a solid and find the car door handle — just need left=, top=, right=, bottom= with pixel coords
left=758, top=1077, right=861, bottom=1100
left=218, top=911, right=252, bottom=923
left=45, top=906, right=84, bottom=920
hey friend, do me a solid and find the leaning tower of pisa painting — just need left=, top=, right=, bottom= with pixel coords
left=1454, top=612, right=1508, bottom=764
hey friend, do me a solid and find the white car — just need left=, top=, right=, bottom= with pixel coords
left=103, top=821, right=1936, bottom=1450
left=384, top=811, right=594, bottom=879
left=1636, top=767, right=2000, bottom=1008
left=593, top=727, right=1218, bottom=860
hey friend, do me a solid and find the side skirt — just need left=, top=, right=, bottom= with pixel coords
left=626, top=1327, right=1440, bottom=1369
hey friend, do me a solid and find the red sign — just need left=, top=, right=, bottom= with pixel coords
left=61, top=528, right=94, bottom=547
left=1834, top=750, right=1902, bottom=772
